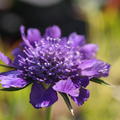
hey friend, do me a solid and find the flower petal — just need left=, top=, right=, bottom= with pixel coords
left=12, top=48, right=26, bottom=68
left=12, top=48, right=22, bottom=56
left=53, top=79, right=79, bottom=97
left=0, top=70, right=28, bottom=88
left=80, top=44, right=98, bottom=59
left=68, top=33, right=85, bottom=47
left=30, top=83, right=58, bottom=108
left=70, top=88, right=90, bottom=106
left=45, top=25, right=61, bottom=38
left=27, top=28, right=41, bottom=43
left=0, top=52, right=11, bottom=65
left=80, top=59, right=110, bottom=78
left=20, top=25, right=33, bottom=48
left=72, top=76, right=89, bottom=88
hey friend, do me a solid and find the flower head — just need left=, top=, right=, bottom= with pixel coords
left=0, top=25, right=110, bottom=109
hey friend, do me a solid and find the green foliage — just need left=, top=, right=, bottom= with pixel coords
left=90, top=78, right=110, bottom=85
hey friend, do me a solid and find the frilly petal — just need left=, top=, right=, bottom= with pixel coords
left=0, top=70, right=28, bottom=88
left=80, top=59, right=110, bottom=78
left=30, top=83, right=58, bottom=108
left=68, top=32, right=85, bottom=47
left=70, top=88, right=90, bottom=106
left=27, top=28, right=41, bottom=43
left=80, top=44, right=98, bottom=59
left=53, top=79, right=79, bottom=97
left=0, top=52, right=11, bottom=65
left=20, top=25, right=33, bottom=48
left=72, top=76, right=89, bottom=88
left=45, top=25, right=61, bottom=38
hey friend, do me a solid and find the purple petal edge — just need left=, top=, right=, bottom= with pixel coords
left=70, top=88, right=90, bottom=106
left=0, top=70, right=28, bottom=88
left=53, top=79, right=79, bottom=97
left=30, top=83, right=58, bottom=108
left=0, top=52, right=11, bottom=65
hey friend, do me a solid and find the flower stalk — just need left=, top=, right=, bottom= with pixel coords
left=46, top=107, right=52, bottom=120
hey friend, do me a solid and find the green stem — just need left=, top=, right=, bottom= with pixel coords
left=45, top=107, right=52, bottom=120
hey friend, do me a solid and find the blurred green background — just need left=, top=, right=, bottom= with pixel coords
left=0, top=0, right=120, bottom=120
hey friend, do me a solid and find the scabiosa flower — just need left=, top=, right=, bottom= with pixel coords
left=0, top=25, right=110, bottom=110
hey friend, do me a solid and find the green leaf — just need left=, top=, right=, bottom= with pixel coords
left=60, top=92, right=74, bottom=116
left=90, top=78, right=110, bottom=85
left=0, top=87, right=25, bottom=91
left=0, top=64, right=15, bottom=69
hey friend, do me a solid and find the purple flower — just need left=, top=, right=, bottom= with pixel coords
left=0, top=25, right=110, bottom=109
